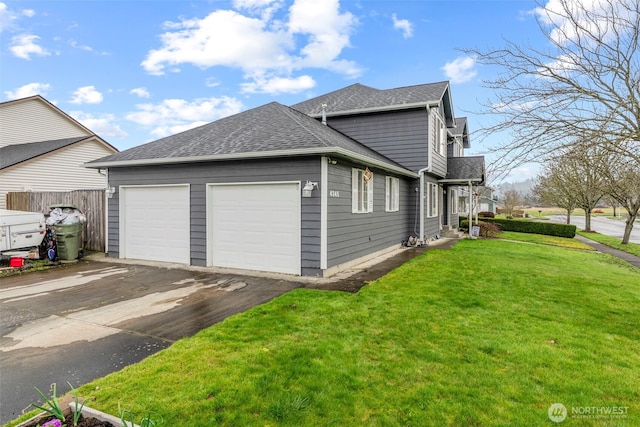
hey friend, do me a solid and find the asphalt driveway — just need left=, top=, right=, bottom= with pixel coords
left=0, top=261, right=304, bottom=424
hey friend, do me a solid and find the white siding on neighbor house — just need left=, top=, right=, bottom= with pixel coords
left=0, top=139, right=111, bottom=209
left=0, top=98, right=89, bottom=147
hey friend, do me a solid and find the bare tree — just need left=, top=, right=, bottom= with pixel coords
left=501, top=189, right=521, bottom=217
left=548, top=144, right=606, bottom=231
left=464, top=0, right=640, bottom=178
left=534, top=167, right=577, bottom=224
left=600, top=156, right=640, bottom=244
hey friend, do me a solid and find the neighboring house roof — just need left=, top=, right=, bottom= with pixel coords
left=87, top=102, right=416, bottom=177
left=450, top=116, right=470, bottom=149
left=292, top=82, right=453, bottom=121
left=0, top=95, right=109, bottom=142
left=0, top=136, right=89, bottom=169
left=442, top=156, right=485, bottom=184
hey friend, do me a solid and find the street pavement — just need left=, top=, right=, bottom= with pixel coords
left=549, top=214, right=640, bottom=244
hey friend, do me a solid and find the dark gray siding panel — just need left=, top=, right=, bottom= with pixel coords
left=107, top=157, right=321, bottom=273
left=432, top=152, right=447, bottom=178
left=327, top=109, right=429, bottom=173
left=326, top=161, right=414, bottom=268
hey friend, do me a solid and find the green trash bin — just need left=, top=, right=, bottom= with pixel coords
left=52, top=222, right=83, bottom=260
left=49, top=204, right=84, bottom=260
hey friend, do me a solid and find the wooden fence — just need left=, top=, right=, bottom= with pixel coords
left=6, top=190, right=105, bottom=252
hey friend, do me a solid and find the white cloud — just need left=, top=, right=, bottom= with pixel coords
left=141, top=0, right=360, bottom=89
left=240, top=73, right=315, bottom=94
left=9, top=34, right=50, bottom=59
left=68, top=39, right=93, bottom=52
left=125, top=96, right=243, bottom=138
left=4, top=82, right=51, bottom=100
left=391, top=13, right=413, bottom=38
left=442, top=56, right=477, bottom=84
left=534, top=0, right=631, bottom=45
left=0, top=2, right=34, bottom=33
left=130, top=87, right=151, bottom=98
left=70, top=111, right=128, bottom=138
left=70, top=86, right=104, bottom=104
left=233, top=0, right=284, bottom=20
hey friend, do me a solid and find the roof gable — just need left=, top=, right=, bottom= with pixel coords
left=291, top=82, right=450, bottom=117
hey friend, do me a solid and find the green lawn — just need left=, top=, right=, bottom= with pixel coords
left=577, top=230, right=640, bottom=258
left=10, top=239, right=640, bottom=426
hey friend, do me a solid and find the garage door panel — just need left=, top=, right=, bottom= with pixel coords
left=209, top=183, right=300, bottom=275
left=121, top=185, right=190, bottom=264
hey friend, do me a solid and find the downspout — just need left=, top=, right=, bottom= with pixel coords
left=418, top=105, right=435, bottom=245
left=468, top=180, right=474, bottom=239
left=418, top=167, right=429, bottom=244
left=98, top=168, right=109, bottom=254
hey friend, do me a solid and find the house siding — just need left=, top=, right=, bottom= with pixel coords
left=106, top=157, right=322, bottom=275
left=325, top=161, right=414, bottom=268
left=325, top=109, right=429, bottom=173
left=423, top=175, right=440, bottom=239
left=0, top=98, right=89, bottom=147
left=0, top=140, right=111, bottom=209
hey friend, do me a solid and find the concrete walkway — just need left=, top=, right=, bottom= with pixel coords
left=575, top=234, right=640, bottom=269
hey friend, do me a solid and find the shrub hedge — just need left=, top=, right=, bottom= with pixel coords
left=459, top=216, right=576, bottom=238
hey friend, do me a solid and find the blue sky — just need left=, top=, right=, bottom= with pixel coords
left=1, top=0, right=550, bottom=182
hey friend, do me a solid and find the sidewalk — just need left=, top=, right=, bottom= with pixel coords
left=575, top=234, right=640, bottom=269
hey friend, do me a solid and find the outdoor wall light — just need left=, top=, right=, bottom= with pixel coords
left=302, top=181, right=318, bottom=198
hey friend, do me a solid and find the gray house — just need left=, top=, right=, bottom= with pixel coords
left=87, top=82, right=484, bottom=277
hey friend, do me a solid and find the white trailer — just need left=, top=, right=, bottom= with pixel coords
left=0, top=209, right=46, bottom=254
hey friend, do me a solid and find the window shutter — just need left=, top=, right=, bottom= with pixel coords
left=394, top=179, right=400, bottom=211
left=352, top=168, right=359, bottom=213
left=367, top=173, right=374, bottom=213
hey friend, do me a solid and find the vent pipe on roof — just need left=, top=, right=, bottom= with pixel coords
left=321, top=103, right=327, bottom=125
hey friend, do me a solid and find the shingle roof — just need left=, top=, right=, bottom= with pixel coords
left=0, top=137, right=88, bottom=169
left=88, top=102, right=411, bottom=174
left=291, top=82, right=450, bottom=117
left=444, top=156, right=485, bottom=184
left=451, top=117, right=470, bottom=149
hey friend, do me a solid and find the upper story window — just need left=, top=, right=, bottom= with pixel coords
left=430, top=108, right=447, bottom=157
left=352, top=168, right=373, bottom=213
left=385, top=176, right=399, bottom=212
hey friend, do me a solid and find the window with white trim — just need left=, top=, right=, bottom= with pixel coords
left=431, top=108, right=447, bottom=157
left=385, top=176, right=399, bottom=212
left=428, top=182, right=438, bottom=217
left=352, top=168, right=373, bottom=213
left=451, top=188, right=458, bottom=214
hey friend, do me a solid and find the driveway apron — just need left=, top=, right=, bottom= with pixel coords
left=0, top=261, right=301, bottom=424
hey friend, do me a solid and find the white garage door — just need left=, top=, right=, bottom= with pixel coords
left=120, top=185, right=190, bottom=264
left=209, top=182, right=300, bottom=275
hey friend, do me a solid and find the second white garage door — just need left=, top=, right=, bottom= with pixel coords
left=208, top=182, right=300, bottom=275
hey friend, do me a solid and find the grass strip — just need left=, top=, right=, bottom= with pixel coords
left=498, top=231, right=595, bottom=250
left=9, top=240, right=640, bottom=426
left=577, top=230, right=640, bottom=257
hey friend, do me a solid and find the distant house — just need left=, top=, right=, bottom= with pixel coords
left=458, top=186, right=497, bottom=216
left=87, top=82, right=485, bottom=277
left=0, top=95, right=117, bottom=209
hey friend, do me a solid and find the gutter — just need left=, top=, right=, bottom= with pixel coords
left=84, top=147, right=419, bottom=178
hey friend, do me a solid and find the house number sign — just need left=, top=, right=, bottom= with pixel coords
left=329, top=191, right=340, bottom=197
